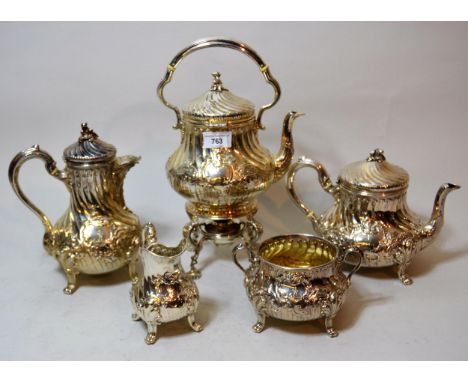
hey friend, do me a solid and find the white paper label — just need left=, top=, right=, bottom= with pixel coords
left=202, top=131, right=232, bottom=148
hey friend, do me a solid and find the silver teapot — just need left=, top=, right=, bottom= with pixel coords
left=287, top=148, right=460, bottom=285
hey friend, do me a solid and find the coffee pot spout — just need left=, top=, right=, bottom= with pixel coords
left=273, top=111, right=304, bottom=180
left=114, top=155, right=141, bottom=179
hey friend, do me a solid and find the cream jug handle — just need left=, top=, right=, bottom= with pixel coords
left=337, top=247, right=363, bottom=282
left=8, top=145, right=66, bottom=235
left=157, top=37, right=281, bottom=130
left=287, top=157, right=338, bottom=228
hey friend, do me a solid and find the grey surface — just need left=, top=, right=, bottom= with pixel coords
left=0, top=22, right=467, bottom=360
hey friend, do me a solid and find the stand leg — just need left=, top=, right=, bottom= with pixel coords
left=145, top=322, right=158, bottom=345
left=187, top=315, right=203, bottom=332
left=186, top=222, right=204, bottom=279
left=189, top=248, right=202, bottom=279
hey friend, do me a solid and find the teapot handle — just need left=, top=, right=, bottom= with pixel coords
left=286, top=156, right=338, bottom=229
left=336, top=247, right=363, bottom=282
left=157, top=37, right=281, bottom=130
left=8, top=145, right=67, bottom=235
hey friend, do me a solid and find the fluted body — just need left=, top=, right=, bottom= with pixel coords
left=8, top=124, right=140, bottom=294
left=130, top=223, right=202, bottom=344
left=50, top=160, right=140, bottom=275
left=165, top=73, right=301, bottom=220
left=287, top=149, right=460, bottom=285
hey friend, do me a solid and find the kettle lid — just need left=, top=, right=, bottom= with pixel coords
left=181, top=72, right=255, bottom=127
left=338, top=148, right=409, bottom=193
left=63, top=123, right=116, bottom=164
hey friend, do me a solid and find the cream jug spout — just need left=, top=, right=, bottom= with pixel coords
left=421, top=183, right=460, bottom=245
left=273, top=111, right=304, bottom=180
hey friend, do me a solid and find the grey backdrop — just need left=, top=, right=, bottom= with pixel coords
left=1, top=22, right=467, bottom=360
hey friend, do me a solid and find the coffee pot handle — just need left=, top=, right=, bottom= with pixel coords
left=8, top=145, right=66, bottom=235
left=157, top=37, right=281, bottom=130
left=287, top=157, right=338, bottom=229
left=337, top=247, right=363, bottom=282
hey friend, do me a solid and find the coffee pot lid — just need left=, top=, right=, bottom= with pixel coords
left=181, top=72, right=255, bottom=127
left=63, top=123, right=116, bottom=164
left=338, top=149, right=409, bottom=193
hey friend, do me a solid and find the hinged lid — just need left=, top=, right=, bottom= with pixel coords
left=338, top=148, right=409, bottom=194
left=63, top=123, right=116, bottom=164
left=181, top=72, right=256, bottom=128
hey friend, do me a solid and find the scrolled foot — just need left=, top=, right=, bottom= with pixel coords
left=252, top=321, right=265, bottom=333
left=397, top=264, right=414, bottom=286
left=400, top=274, right=414, bottom=286
left=326, top=328, right=339, bottom=338
left=187, top=315, right=203, bottom=332
left=63, top=283, right=77, bottom=295
left=325, top=316, right=339, bottom=338
left=144, top=332, right=157, bottom=345
left=131, top=313, right=141, bottom=321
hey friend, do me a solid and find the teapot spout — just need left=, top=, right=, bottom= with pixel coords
left=273, top=111, right=304, bottom=180
left=421, top=183, right=460, bottom=245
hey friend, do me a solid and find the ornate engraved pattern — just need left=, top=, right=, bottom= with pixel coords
left=287, top=154, right=460, bottom=285
left=235, top=235, right=360, bottom=337
left=130, top=223, right=202, bottom=345
left=8, top=125, right=141, bottom=294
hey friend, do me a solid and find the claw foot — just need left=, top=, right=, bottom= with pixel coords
left=145, top=332, right=157, bottom=345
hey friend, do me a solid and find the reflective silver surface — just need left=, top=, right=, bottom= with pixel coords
left=157, top=37, right=302, bottom=277
left=287, top=149, right=460, bottom=285
left=130, top=223, right=202, bottom=345
left=8, top=123, right=141, bottom=294
left=233, top=234, right=362, bottom=337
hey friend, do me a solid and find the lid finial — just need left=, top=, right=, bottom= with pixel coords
left=80, top=122, right=98, bottom=141
left=367, top=148, right=386, bottom=163
left=210, top=72, right=225, bottom=91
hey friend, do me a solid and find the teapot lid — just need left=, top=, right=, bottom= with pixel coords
left=338, top=149, right=409, bottom=194
left=63, top=123, right=116, bottom=164
left=181, top=72, right=255, bottom=128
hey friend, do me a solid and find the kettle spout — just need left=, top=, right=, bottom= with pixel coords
left=273, top=111, right=304, bottom=180
left=421, top=183, right=460, bottom=244
left=114, top=155, right=141, bottom=178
